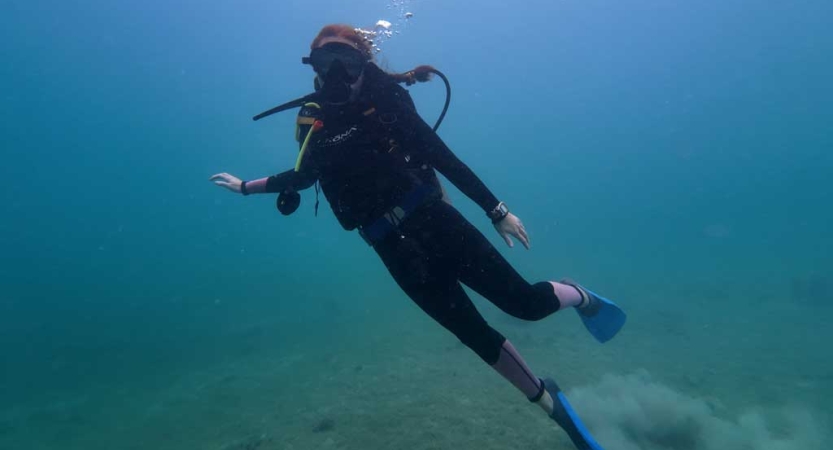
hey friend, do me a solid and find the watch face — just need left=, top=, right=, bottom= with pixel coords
left=490, top=203, right=508, bottom=219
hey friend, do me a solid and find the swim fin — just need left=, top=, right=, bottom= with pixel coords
left=562, top=280, right=626, bottom=343
left=543, top=377, right=606, bottom=450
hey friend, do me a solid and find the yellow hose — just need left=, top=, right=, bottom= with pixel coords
left=295, top=120, right=322, bottom=172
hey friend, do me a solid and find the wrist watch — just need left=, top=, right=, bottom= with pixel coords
left=488, top=202, right=510, bottom=223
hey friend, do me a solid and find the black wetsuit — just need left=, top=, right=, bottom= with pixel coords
left=262, top=64, right=561, bottom=364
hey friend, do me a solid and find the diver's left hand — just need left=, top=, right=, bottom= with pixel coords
left=494, top=213, right=530, bottom=249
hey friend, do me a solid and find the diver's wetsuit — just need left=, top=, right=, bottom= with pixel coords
left=254, top=64, right=561, bottom=365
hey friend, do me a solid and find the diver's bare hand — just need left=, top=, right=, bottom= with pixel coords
left=210, top=173, right=243, bottom=193
left=495, top=213, right=530, bottom=250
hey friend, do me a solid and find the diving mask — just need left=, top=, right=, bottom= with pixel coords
left=302, top=42, right=368, bottom=83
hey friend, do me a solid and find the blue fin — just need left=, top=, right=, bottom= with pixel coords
left=564, top=281, right=626, bottom=343
left=543, top=378, right=606, bottom=450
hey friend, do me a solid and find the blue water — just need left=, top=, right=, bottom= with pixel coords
left=2, top=1, right=831, bottom=449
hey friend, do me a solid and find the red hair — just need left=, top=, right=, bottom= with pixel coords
left=311, top=24, right=375, bottom=60
left=311, top=24, right=437, bottom=86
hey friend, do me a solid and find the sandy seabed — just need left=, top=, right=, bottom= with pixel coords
left=1, top=293, right=830, bottom=450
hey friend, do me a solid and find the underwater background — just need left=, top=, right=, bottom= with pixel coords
left=1, top=0, right=831, bottom=449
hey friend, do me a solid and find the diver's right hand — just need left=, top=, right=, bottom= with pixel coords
left=210, top=172, right=243, bottom=193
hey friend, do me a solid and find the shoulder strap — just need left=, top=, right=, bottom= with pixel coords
left=295, top=102, right=322, bottom=143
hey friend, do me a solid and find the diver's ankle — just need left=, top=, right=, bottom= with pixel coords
left=550, top=281, right=586, bottom=310
left=574, top=286, right=590, bottom=309
left=536, top=390, right=554, bottom=416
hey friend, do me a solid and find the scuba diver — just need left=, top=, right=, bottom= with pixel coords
left=210, top=24, right=626, bottom=450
